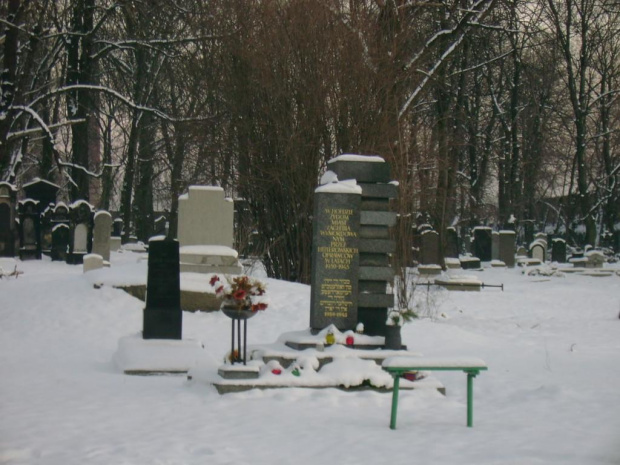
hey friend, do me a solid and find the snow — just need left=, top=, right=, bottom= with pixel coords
left=179, top=245, right=239, bottom=257
left=315, top=179, right=362, bottom=194
left=327, top=154, right=385, bottom=163
left=1, top=254, right=620, bottom=464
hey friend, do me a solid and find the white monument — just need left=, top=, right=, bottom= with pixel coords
left=176, top=186, right=243, bottom=274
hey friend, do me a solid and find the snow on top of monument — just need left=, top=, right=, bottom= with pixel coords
left=188, top=185, right=224, bottom=192
left=472, top=226, right=492, bottom=231
left=94, top=210, right=112, bottom=219
left=499, top=230, right=516, bottom=235
left=179, top=245, right=239, bottom=257
left=319, top=170, right=339, bottom=185
left=51, top=223, right=69, bottom=232
left=315, top=179, right=362, bottom=195
left=327, top=154, right=385, bottom=163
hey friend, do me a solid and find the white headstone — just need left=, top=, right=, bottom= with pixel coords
left=92, top=211, right=112, bottom=261
left=177, top=186, right=234, bottom=248
left=83, top=253, right=104, bottom=272
left=74, top=224, right=88, bottom=253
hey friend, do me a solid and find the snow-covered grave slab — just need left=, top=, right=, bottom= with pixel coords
left=517, top=257, right=542, bottom=267
left=113, top=333, right=206, bottom=375
left=434, top=275, right=483, bottom=291
left=418, top=264, right=442, bottom=276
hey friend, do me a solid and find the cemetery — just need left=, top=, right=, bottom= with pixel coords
left=1, top=156, right=620, bottom=464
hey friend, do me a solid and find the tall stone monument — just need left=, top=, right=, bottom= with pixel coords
left=310, top=182, right=361, bottom=331
left=67, top=200, right=94, bottom=265
left=420, top=229, right=440, bottom=265
left=310, top=155, right=397, bottom=336
left=498, top=230, right=516, bottom=267
left=143, top=237, right=182, bottom=340
left=473, top=227, right=492, bottom=262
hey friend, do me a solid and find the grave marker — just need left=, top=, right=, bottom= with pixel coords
left=473, top=227, right=492, bottom=262
left=18, top=199, right=41, bottom=260
left=92, top=211, right=112, bottom=261
left=420, top=230, right=440, bottom=265
left=0, top=183, right=17, bottom=257
left=551, top=238, right=566, bottom=263
left=143, top=237, right=182, bottom=340
left=499, top=230, right=516, bottom=267
left=310, top=186, right=361, bottom=332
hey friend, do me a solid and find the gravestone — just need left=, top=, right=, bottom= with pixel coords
left=534, top=232, right=548, bottom=249
left=551, top=238, right=566, bottom=263
left=420, top=229, right=440, bottom=265
left=311, top=154, right=397, bottom=337
left=177, top=186, right=242, bottom=274
left=51, top=224, right=70, bottom=261
left=67, top=200, right=94, bottom=265
left=516, top=245, right=528, bottom=257
left=445, top=227, right=459, bottom=258
left=530, top=241, right=546, bottom=263
left=83, top=253, right=104, bottom=272
left=309, top=184, right=361, bottom=332
left=112, top=218, right=124, bottom=237
left=22, top=178, right=59, bottom=213
left=143, top=237, right=182, bottom=340
left=18, top=199, right=41, bottom=260
left=92, top=211, right=112, bottom=261
left=153, top=215, right=168, bottom=237
left=498, top=231, right=516, bottom=267
left=0, top=182, right=17, bottom=257
left=473, top=227, right=492, bottom=262
left=492, top=231, right=500, bottom=261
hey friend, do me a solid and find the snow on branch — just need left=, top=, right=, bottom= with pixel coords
left=29, top=85, right=215, bottom=123
left=399, top=0, right=498, bottom=119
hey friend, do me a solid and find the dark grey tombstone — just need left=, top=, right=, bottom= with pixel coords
left=460, top=257, right=481, bottom=269
left=153, top=215, right=168, bottom=237
left=22, top=178, right=59, bottom=213
left=492, top=231, right=499, bottom=261
left=613, top=231, right=620, bottom=254
left=499, top=231, right=516, bottom=267
left=112, top=218, right=124, bottom=237
left=551, top=238, right=567, bottom=263
left=67, top=201, right=94, bottom=265
left=51, top=224, right=70, bottom=261
left=420, top=230, right=440, bottom=265
left=143, top=238, right=182, bottom=339
left=310, top=190, right=361, bottom=332
left=18, top=199, right=41, bottom=260
left=327, top=156, right=391, bottom=183
left=445, top=227, right=459, bottom=258
left=473, top=227, right=492, bottom=262
left=0, top=183, right=17, bottom=257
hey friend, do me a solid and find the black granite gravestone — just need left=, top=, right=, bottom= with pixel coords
left=51, top=224, right=70, bottom=261
left=310, top=190, right=360, bottom=332
left=112, top=218, right=124, bottom=237
left=143, top=238, right=182, bottom=339
left=551, top=238, right=567, bottom=263
left=473, top=227, right=492, bottom=261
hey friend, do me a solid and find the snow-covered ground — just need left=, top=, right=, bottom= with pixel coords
left=1, top=252, right=619, bottom=465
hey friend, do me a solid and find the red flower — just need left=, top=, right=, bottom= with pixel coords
left=251, top=303, right=268, bottom=312
left=233, top=289, right=246, bottom=300
left=215, top=285, right=224, bottom=295
left=272, top=368, right=282, bottom=375
left=209, top=275, right=220, bottom=286
left=346, top=336, right=354, bottom=346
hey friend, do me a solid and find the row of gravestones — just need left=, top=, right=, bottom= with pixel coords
left=414, top=226, right=577, bottom=266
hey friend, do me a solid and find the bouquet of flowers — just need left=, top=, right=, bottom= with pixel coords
left=209, top=274, right=268, bottom=311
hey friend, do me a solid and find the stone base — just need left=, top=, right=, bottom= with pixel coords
left=179, top=245, right=243, bottom=275
left=114, top=333, right=205, bottom=375
left=218, top=364, right=260, bottom=380
left=435, top=277, right=482, bottom=291
left=418, top=265, right=442, bottom=276
left=180, top=263, right=243, bottom=274
left=116, top=285, right=221, bottom=312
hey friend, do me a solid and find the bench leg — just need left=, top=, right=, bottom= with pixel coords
left=466, top=371, right=478, bottom=427
left=390, top=375, right=400, bottom=430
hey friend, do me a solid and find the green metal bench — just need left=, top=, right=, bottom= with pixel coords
left=382, top=357, right=488, bottom=429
